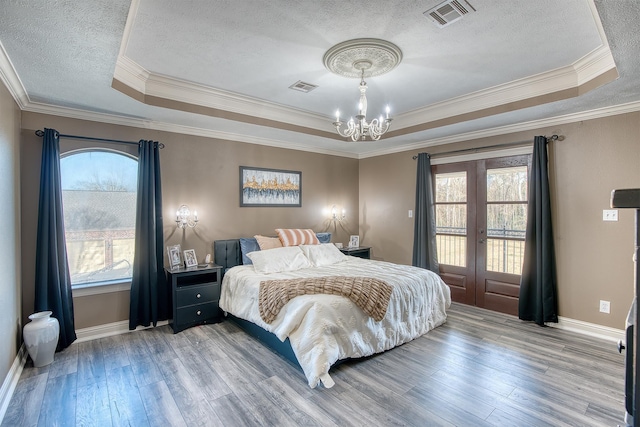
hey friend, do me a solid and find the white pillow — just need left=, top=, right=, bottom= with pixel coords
left=247, top=246, right=312, bottom=274
left=300, top=243, right=346, bottom=267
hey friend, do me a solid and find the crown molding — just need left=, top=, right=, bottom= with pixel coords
left=573, top=45, right=617, bottom=85
left=23, top=101, right=154, bottom=128
left=358, top=100, right=640, bottom=159
left=113, top=55, right=330, bottom=131
left=21, top=100, right=358, bottom=159
left=113, top=43, right=617, bottom=140
left=118, top=0, right=140, bottom=58
left=0, top=40, right=29, bottom=109
left=391, top=45, right=616, bottom=131
left=20, top=96, right=640, bottom=160
left=148, top=120, right=358, bottom=158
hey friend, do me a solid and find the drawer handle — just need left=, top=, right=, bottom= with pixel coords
left=196, top=310, right=201, bottom=316
left=196, top=293, right=201, bottom=299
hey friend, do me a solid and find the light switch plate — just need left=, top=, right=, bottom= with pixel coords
left=408, top=210, right=413, bottom=218
left=603, top=209, right=618, bottom=221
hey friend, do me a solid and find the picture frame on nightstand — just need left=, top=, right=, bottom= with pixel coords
left=183, top=249, right=198, bottom=268
left=167, top=244, right=182, bottom=270
left=349, top=235, right=359, bottom=248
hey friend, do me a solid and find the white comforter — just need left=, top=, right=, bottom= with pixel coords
left=219, top=257, right=451, bottom=388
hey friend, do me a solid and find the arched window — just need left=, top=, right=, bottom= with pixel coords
left=60, top=149, right=138, bottom=287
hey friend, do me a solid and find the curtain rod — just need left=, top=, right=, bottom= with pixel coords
left=412, top=134, right=563, bottom=159
left=34, top=129, right=165, bottom=149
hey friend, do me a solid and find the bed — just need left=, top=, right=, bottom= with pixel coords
left=214, top=236, right=451, bottom=388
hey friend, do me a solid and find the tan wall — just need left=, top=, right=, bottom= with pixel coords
left=20, top=112, right=359, bottom=329
left=18, top=110, right=639, bottom=331
left=0, top=81, right=22, bottom=383
left=360, top=113, right=640, bottom=329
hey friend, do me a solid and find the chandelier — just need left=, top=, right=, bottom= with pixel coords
left=323, top=38, right=402, bottom=142
left=333, top=63, right=392, bottom=141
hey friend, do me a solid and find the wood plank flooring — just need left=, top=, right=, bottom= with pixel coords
left=2, top=303, right=626, bottom=426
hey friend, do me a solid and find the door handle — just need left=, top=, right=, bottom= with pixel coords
left=479, top=239, right=485, bottom=243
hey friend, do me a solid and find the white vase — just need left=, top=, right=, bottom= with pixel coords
left=23, top=311, right=60, bottom=368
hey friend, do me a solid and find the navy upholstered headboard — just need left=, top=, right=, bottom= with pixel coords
left=213, top=239, right=242, bottom=277
left=214, top=232, right=332, bottom=278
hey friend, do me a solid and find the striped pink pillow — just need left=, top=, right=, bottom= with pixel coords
left=275, top=228, right=320, bottom=246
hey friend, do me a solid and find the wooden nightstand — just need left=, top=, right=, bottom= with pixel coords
left=166, top=264, right=223, bottom=333
left=339, top=246, right=371, bottom=259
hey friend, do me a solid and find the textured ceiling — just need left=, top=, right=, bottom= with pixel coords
left=0, top=0, right=639, bottom=158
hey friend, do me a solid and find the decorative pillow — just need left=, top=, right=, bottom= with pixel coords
left=254, top=235, right=283, bottom=250
left=276, top=228, right=320, bottom=246
left=247, top=246, right=312, bottom=274
left=315, top=232, right=331, bottom=244
left=300, top=243, right=346, bottom=267
left=239, top=237, right=260, bottom=265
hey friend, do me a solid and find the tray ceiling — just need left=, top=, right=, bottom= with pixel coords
left=1, top=0, right=639, bottom=158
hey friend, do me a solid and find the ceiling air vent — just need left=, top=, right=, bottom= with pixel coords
left=289, top=80, right=318, bottom=93
left=424, top=0, right=475, bottom=28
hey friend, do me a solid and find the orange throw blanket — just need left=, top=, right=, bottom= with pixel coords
left=259, top=276, right=393, bottom=323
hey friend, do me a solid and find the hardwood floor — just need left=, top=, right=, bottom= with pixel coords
left=3, top=303, right=625, bottom=426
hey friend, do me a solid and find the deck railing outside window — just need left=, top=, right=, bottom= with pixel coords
left=436, top=226, right=525, bottom=274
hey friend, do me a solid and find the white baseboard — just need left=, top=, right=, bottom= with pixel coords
left=74, top=319, right=169, bottom=343
left=0, top=344, right=27, bottom=424
left=548, top=316, right=625, bottom=343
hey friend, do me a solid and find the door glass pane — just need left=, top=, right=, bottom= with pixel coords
left=435, top=171, right=467, bottom=267
left=486, top=238, right=525, bottom=275
left=486, top=165, right=528, bottom=274
left=487, top=166, right=528, bottom=202
left=436, top=204, right=467, bottom=235
left=486, top=204, right=527, bottom=238
left=436, top=235, right=467, bottom=267
left=436, top=171, right=466, bottom=202
left=436, top=204, right=467, bottom=267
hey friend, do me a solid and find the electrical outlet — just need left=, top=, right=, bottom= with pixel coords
left=599, top=300, right=611, bottom=314
left=603, top=209, right=618, bottom=221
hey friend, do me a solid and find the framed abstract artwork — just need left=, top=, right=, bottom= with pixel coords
left=240, top=166, right=302, bottom=207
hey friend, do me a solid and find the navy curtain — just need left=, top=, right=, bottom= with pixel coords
left=34, top=128, right=76, bottom=350
left=519, top=136, right=559, bottom=325
left=129, top=140, right=168, bottom=330
left=412, top=153, right=439, bottom=273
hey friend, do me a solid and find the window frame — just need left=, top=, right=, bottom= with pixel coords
left=60, top=147, right=138, bottom=293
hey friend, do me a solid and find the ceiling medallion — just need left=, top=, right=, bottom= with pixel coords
left=323, top=38, right=403, bottom=79
left=324, top=39, right=402, bottom=142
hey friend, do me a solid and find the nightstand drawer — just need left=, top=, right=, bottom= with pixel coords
left=176, top=302, right=219, bottom=325
left=176, top=283, right=220, bottom=307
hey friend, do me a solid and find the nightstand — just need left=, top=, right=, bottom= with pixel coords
left=339, top=246, right=371, bottom=259
left=166, top=264, right=223, bottom=333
